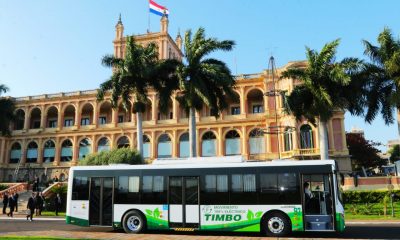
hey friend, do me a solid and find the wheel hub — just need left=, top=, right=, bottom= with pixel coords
left=127, top=216, right=141, bottom=231
left=267, top=217, right=285, bottom=234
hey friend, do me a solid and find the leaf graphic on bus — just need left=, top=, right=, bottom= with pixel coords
left=145, top=209, right=153, bottom=216
left=255, top=211, right=263, bottom=218
left=153, top=208, right=160, bottom=218
left=247, top=210, right=254, bottom=220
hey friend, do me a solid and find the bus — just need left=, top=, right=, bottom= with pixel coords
left=66, top=157, right=345, bottom=237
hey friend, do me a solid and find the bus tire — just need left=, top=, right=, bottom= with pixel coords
left=122, top=210, right=146, bottom=234
left=262, top=212, right=291, bottom=237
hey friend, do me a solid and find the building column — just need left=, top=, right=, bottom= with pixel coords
left=151, top=131, right=156, bottom=159
left=110, top=134, right=116, bottom=149
left=151, top=95, right=158, bottom=123
left=266, top=123, right=271, bottom=153
left=328, top=120, right=334, bottom=151
left=112, top=109, right=118, bottom=126
left=40, top=107, right=46, bottom=129
left=172, top=97, right=178, bottom=122
left=218, top=128, right=223, bottom=156
left=24, top=107, right=30, bottom=130
left=5, top=141, right=10, bottom=166
left=172, top=130, right=177, bottom=158
left=314, top=124, right=320, bottom=150
left=240, top=87, right=247, bottom=116
left=75, top=102, right=81, bottom=129
left=53, top=138, right=61, bottom=166
left=340, top=118, right=347, bottom=151
left=71, top=136, right=78, bottom=166
left=20, top=139, right=27, bottom=165
left=0, top=138, right=5, bottom=165
left=37, top=138, right=44, bottom=165
left=57, top=105, right=63, bottom=129
left=196, top=129, right=200, bottom=157
left=241, top=126, right=248, bottom=159
left=93, top=102, right=98, bottom=127
left=292, top=123, right=299, bottom=150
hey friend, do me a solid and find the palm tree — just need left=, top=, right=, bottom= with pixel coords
left=281, top=39, right=362, bottom=160
left=175, top=28, right=237, bottom=157
left=362, top=28, right=400, bottom=130
left=98, top=36, right=179, bottom=158
left=0, top=84, right=15, bottom=136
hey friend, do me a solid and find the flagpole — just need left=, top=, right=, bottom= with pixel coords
left=147, top=0, right=151, bottom=33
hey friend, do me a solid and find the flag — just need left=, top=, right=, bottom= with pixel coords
left=149, top=0, right=169, bottom=17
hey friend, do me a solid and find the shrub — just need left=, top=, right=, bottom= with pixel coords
left=0, top=184, right=9, bottom=191
left=343, top=190, right=400, bottom=204
left=51, top=185, right=68, bottom=195
left=79, top=147, right=142, bottom=166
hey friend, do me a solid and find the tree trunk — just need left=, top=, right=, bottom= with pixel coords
left=189, top=107, right=197, bottom=157
left=319, top=120, right=329, bottom=160
left=136, top=112, right=144, bottom=161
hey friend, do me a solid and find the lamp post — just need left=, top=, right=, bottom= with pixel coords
left=265, top=56, right=281, bottom=159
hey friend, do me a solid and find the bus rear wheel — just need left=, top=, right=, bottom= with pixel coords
left=122, top=210, right=145, bottom=234
left=262, top=212, right=291, bottom=237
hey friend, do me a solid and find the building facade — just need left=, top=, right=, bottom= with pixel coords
left=0, top=16, right=351, bottom=182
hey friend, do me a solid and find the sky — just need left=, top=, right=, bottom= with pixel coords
left=1, top=0, right=399, bottom=151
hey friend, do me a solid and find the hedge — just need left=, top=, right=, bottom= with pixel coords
left=343, top=190, right=400, bottom=204
left=79, top=147, right=142, bottom=166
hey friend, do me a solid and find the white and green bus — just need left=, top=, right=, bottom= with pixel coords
left=66, top=157, right=345, bottom=237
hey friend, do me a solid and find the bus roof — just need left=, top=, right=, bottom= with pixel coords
left=70, top=159, right=337, bottom=172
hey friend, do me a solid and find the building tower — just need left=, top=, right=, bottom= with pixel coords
left=175, top=30, right=182, bottom=50
left=160, top=13, right=168, bottom=34
left=114, top=14, right=124, bottom=58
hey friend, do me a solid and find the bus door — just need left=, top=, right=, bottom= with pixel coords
left=302, top=174, right=335, bottom=231
left=89, top=177, right=113, bottom=226
left=169, top=176, right=199, bottom=228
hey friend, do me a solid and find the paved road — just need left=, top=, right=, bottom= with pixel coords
left=0, top=219, right=400, bottom=239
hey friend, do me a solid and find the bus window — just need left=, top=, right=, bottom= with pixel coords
left=72, top=176, right=89, bottom=200
left=141, top=176, right=166, bottom=204
left=201, top=175, right=229, bottom=204
left=116, top=176, right=140, bottom=204
left=230, top=174, right=257, bottom=204
left=278, top=173, right=300, bottom=204
left=259, top=174, right=278, bottom=204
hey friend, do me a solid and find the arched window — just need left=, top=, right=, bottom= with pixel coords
left=61, top=139, right=73, bottom=162
left=202, top=131, right=217, bottom=157
left=143, top=135, right=151, bottom=159
left=79, top=138, right=92, bottom=159
left=43, top=140, right=55, bottom=163
left=10, top=142, right=21, bottom=164
left=179, top=133, right=189, bottom=158
left=300, top=124, right=314, bottom=149
left=63, top=105, right=75, bottom=127
left=97, top=137, right=110, bottom=152
left=26, top=141, right=38, bottom=163
left=29, top=108, right=41, bottom=129
left=157, top=134, right=172, bottom=158
left=14, top=109, right=25, bottom=130
left=46, top=106, right=58, bottom=128
left=284, top=127, right=294, bottom=151
left=225, top=130, right=241, bottom=156
left=117, top=136, right=130, bottom=148
left=249, top=128, right=265, bottom=154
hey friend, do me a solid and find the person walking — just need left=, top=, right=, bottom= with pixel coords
left=38, top=192, right=45, bottom=216
left=14, top=192, right=19, bottom=212
left=7, top=194, right=15, bottom=217
left=54, top=193, right=62, bottom=216
left=35, top=192, right=42, bottom=216
left=26, top=192, right=36, bottom=221
left=2, top=192, right=8, bottom=215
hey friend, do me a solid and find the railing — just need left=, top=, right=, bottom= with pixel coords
left=14, top=89, right=98, bottom=102
left=42, top=182, right=67, bottom=198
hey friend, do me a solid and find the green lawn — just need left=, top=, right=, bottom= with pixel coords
left=0, top=237, right=92, bottom=240
left=345, top=202, right=400, bottom=220
left=40, top=211, right=66, bottom=217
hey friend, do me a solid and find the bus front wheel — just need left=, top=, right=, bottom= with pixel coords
left=122, top=210, right=146, bottom=234
left=262, top=212, right=291, bottom=237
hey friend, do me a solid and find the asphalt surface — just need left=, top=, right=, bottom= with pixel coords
left=0, top=219, right=400, bottom=239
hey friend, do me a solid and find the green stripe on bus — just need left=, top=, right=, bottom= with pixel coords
left=335, top=213, right=345, bottom=232
left=66, top=215, right=89, bottom=227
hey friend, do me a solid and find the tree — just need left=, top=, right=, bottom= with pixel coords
left=176, top=28, right=237, bottom=157
left=79, top=147, right=142, bottom=166
left=98, top=36, right=179, bottom=159
left=361, top=28, right=400, bottom=130
left=281, top=39, right=362, bottom=160
left=346, top=133, right=386, bottom=170
left=388, top=144, right=400, bottom=163
left=0, top=84, right=15, bottom=136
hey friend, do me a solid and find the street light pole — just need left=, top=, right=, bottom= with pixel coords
left=267, top=56, right=281, bottom=159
